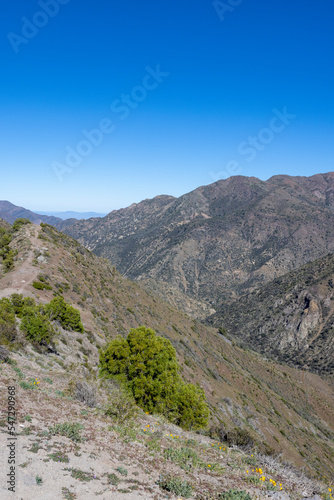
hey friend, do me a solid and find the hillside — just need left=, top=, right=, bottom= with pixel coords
left=208, top=253, right=334, bottom=375
left=61, top=173, right=334, bottom=321
left=0, top=218, right=11, bottom=230
left=0, top=201, right=63, bottom=226
left=0, top=222, right=333, bottom=496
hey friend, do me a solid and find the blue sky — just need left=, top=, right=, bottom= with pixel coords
left=1, top=0, right=334, bottom=212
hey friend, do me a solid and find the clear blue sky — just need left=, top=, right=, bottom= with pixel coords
left=1, top=0, right=334, bottom=212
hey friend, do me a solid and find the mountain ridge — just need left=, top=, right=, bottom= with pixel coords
left=61, top=172, right=334, bottom=309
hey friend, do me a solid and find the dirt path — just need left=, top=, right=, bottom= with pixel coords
left=0, top=226, right=45, bottom=300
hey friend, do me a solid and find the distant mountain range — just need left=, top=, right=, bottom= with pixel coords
left=0, top=201, right=63, bottom=226
left=0, top=201, right=105, bottom=226
left=36, top=211, right=107, bottom=220
left=61, top=172, right=334, bottom=307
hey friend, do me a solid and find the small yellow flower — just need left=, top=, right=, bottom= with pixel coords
left=246, top=470, right=249, bottom=474
left=208, top=464, right=211, bottom=467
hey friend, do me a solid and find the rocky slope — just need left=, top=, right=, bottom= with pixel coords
left=0, top=222, right=333, bottom=483
left=0, top=218, right=11, bottom=230
left=208, top=253, right=334, bottom=375
left=61, top=173, right=334, bottom=319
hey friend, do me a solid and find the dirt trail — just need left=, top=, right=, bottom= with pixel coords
left=0, top=226, right=45, bottom=300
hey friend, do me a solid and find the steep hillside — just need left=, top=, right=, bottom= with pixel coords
left=0, top=218, right=11, bottom=230
left=0, top=201, right=62, bottom=226
left=0, top=222, right=333, bottom=483
left=208, top=253, right=334, bottom=375
left=61, top=173, right=334, bottom=320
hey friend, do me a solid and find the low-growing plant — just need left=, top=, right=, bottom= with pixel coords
left=157, top=474, right=193, bottom=498
left=103, top=379, right=138, bottom=424
left=62, top=487, right=76, bottom=499
left=116, top=466, right=128, bottom=476
left=164, top=446, right=203, bottom=470
left=35, top=475, right=43, bottom=486
left=106, top=473, right=120, bottom=485
left=65, top=468, right=97, bottom=482
left=218, top=491, right=252, bottom=500
left=67, top=379, right=96, bottom=407
left=48, top=451, right=70, bottom=463
left=19, top=381, right=37, bottom=390
left=48, top=422, right=84, bottom=442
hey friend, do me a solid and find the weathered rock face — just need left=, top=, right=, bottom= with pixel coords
left=208, top=253, right=334, bottom=375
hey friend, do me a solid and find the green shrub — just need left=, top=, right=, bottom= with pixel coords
left=175, top=382, right=210, bottom=430
left=12, top=218, right=31, bottom=231
left=32, top=281, right=52, bottom=290
left=99, top=326, right=210, bottom=429
left=45, top=296, right=84, bottom=332
left=0, top=298, right=17, bottom=346
left=20, top=306, right=55, bottom=346
left=0, top=228, right=14, bottom=272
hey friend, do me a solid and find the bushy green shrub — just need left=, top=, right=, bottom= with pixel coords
left=32, top=281, right=52, bottom=290
left=45, top=296, right=84, bottom=332
left=20, top=306, right=55, bottom=346
left=0, top=298, right=17, bottom=346
left=175, top=382, right=210, bottom=430
left=0, top=227, right=16, bottom=272
left=12, top=218, right=31, bottom=231
left=99, top=326, right=210, bottom=429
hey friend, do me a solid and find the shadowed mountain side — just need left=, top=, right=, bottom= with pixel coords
left=208, top=253, right=334, bottom=375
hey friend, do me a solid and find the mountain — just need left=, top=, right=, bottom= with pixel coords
left=36, top=210, right=107, bottom=220
left=0, top=200, right=63, bottom=226
left=61, top=173, right=334, bottom=319
left=0, top=221, right=333, bottom=483
left=208, top=253, right=334, bottom=375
